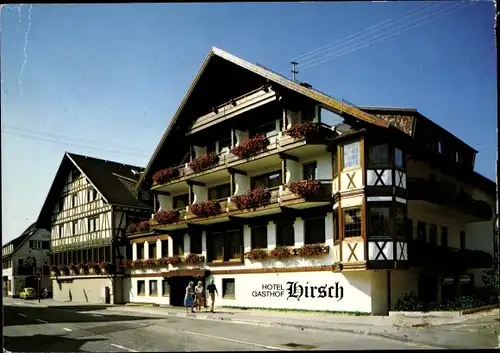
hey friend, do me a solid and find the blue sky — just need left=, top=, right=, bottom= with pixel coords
left=1, top=2, right=496, bottom=243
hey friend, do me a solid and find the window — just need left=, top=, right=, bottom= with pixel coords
left=460, top=231, right=466, bottom=250
left=137, top=280, right=145, bottom=295
left=208, top=184, right=231, bottom=201
left=72, top=221, right=78, bottom=236
left=440, top=226, right=448, bottom=247
left=172, top=234, right=184, bottom=256
left=250, top=121, right=277, bottom=138
left=303, top=162, right=317, bottom=180
left=88, top=216, right=99, bottom=232
left=226, top=229, right=243, bottom=261
left=438, top=141, right=443, bottom=154
left=222, top=278, right=235, bottom=298
left=218, top=137, right=231, bottom=153
left=162, top=280, right=170, bottom=296
left=29, top=240, right=42, bottom=249
left=368, top=208, right=390, bottom=238
left=173, top=194, right=189, bottom=209
left=417, top=221, right=426, bottom=242
left=161, top=239, right=169, bottom=257
left=333, top=212, right=339, bottom=242
left=207, top=142, right=216, bottom=155
left=88, top=189, right=97, bottom=202
left=148, top=241, right=157, bottom=259
left=368, top=144, right=389, bottom=165
left=276, top=222, right=295, bottom=246
left=58, top=198, right=64, bottom=212
left=429, top=224, right=437, bottom=245
left=136, top=243, right=144, bottom=259
left=304, top=217, right=326, bottom=244
left=125, top=245, right=133, bottom=260
left=405, top=219, right=413, bottom=241
left=149, top=280, right=158, bottom=296
left=395, top=209, right=405, bottom=239
left=343, top=142, right=360, bottom=169
left=190, top=232, right=202, bottom=254
left=251, top=170, right=282, bottom=189
left=455, top=152, right=460, bottom=163
left=208, top=232, right=225, bottom=262
left=344, top=208, right=362, bottom=238
left=72, top=194, right=78, bottom=208
left=59, top=225, right=64, bottom=238
left=251, top=225, right=268, bottom=249
left=395, top=148, right=403, bottom=168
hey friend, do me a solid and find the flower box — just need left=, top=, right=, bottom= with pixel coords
left=244, top=249, right=269, bottom=260
left=188, top=154, right=220, bottom=173
left=58, top=265, right=70, bottom=276
left=78, top=263, right=89, bottom=274
left=126, top=223, right=138, bottom=234
left=69, top=263, right=79, bottom=275
left=269, top=246, right=293, bottom=259
left=184, top=253, right=205, bottom=265
left=156, top=257, right=170, bottom=266
left=137, top=220, right=151, bottom=232
left=143, top=259, right=157, bottom=267
left=120, top=259, right=133, bottom=268
left=89, top=262, right=101, bottom=274
left=289, top=180, right=323, bottom=198
left=132, top=259, right=145, bottom=269
left=285, top=122, right=321, bottom=140
left=231, top=135, right=270, bottom=159
left=152, top=167, right=179, bottom=184
left=51, top=265, right=60, bottom=276
left=231, top=187, right=271, bottom=210
left=154, top=210, right=181, bottom=225
left=99, top=262, right=113, bottom=274
left=189, top=200, right=221, bottom=218
left=296, top=244, right=329, bottom=257
left=167, top=255, right=182, bottom=265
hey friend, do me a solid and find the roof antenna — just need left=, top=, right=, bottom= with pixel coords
left=291, top=61, right=299, bottom=82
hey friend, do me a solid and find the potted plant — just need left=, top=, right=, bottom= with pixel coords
left=285, top=122, right=320, bottom=140
left=188, top=154, right=220, bottom=173
left=152, top=167, right=179, bottom=184
left=137, top=220, right=151, bottom=232
left=184, top=253, right=205, bottom=265
left=297, top=244, right=329, bottom=257
left=289, top=180, right=322, bottom=198
left=154, top=210, right=181, bottom=225
left=269, top=245, right=292, bottom=259
left=189, top=200, right=221, bottom=218
left=231, top=187, right=271, bottom=210
left=126, top=223, right=138, bottom=234
left=244, top=249, right=269, bottom=261
left=230, top=134, right=270, bottom=159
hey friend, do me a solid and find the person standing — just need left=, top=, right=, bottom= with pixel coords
left=194, top=281, right=204, bottom=312
left=206, top=279, right=219, bottom=313
left=184, top=281, right=195, bottom=313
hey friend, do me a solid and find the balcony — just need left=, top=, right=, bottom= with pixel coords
left=151, top=122, right=335, bottom=193
left=151, top=180, right=333, bottom=230
left=407, top=178, right=493, bottom=222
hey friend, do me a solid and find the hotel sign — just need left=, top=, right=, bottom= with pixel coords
left=252, top=281, right=344, bottom=301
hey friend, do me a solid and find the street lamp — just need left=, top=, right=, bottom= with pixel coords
left=35, top=268, right=42, bottom=303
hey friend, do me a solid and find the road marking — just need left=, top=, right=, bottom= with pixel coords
left=36, top=319, right=49, bottom=324
left=155, top=326, right=287, bottom=351
left=16, top=313, right=27, bottom=317
left=110, top=343, right=138, bottom=352
left=63, top=328, right=72, bottom=332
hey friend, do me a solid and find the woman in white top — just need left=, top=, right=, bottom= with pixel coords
left=184, top=281, right=195, bottom=313
left=194, top=281, right=204, bottom=312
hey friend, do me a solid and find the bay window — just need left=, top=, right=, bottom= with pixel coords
left=343, top=142, right=360, bottom=169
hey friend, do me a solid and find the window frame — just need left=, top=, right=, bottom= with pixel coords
left=137, top=280, right=145, bottom=296
left=304, top=217, right=326, bottom=244
left=417, top=221, right=426, bottom=242
left=367, top=206, right=391, bottom=239
left=190, top=232, right=202, bottom=254
left=136, top=243, right=144, bottom=260
left=343, top=207, right=362, bottom=239
left=276, top=221, right=295, bottom=247
left=161, top=239, right=169, bottom=258
left=342, top=141, right=360, bottom=170
left=208, top=183, right=231, bottom=201
left=460, top=231, right=466, bottom=250
left=250, top=225, right=268, bottom=250
left=429, top=224, right=437, bottom=245
left=250, top=120, right=277, bottom=138
left=173, top=193, right=189, bottom=210
left=148, top=241, right=157, bottom=259
left=250, top=170, right=282, bottom=190
left=440, top=226, right=448, bottom=247
left=149, top=280, right=158, bottom=296
left=367, top=143, right=390, bottom=166
left=395, top=148, right=404, bottom=168
left=162, top=279, right=170, bottom=297
left=303, top=162, right=317, bottom=181
left=222, top=278, right=236, bottom=299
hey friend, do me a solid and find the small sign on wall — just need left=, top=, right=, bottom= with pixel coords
left=252, top=281, right=344, bottom=301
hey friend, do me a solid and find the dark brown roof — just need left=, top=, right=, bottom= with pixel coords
left=36, top=152, right=153, bottom=229
left=2, top=222, right=37, bottom=255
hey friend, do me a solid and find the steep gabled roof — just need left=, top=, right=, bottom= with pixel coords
left=2, top=222, right=38, bottom=256
left=36, top=152, right=153, bottom=229
left=137, top=47, right=389, bottom=190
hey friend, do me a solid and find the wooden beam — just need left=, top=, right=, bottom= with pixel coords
left=156, top=191, right=170, bottom=196
left=186, top=180, right=205, bottom=187
left=227, top=167, right=247, bottom=176
left=278, top=152, right=299, bottom=162
left=279, top=206, right=299, bottom=216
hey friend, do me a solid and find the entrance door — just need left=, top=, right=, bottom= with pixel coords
left=168, top=276, right=192, bottom=307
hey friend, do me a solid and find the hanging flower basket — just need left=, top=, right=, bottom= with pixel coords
left=231, top=187, right=271, bottom=210
left=188, top=154, right=220, bottom=173
left=269, top=245, right=293, bottom=259
left=184, top=253, right=205, bottom=264
left=297, top=244, right=329, bottom=257
left=285, top=122, right=320, bottom=140
left=189, top=200, right=221, bottom=218
left=244, top=249, right=269, bottom=260
left=231, top=135, right=270, bottom=159
left=289, top=180, right=323, bottom=198
left=154, top=210, right=181, bottom=225
left=152, top=167, right=179, bottom=184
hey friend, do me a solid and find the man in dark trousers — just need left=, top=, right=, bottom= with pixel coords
left=206, top=279, right=218, bottom=313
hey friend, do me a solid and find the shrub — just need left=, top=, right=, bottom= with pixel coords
left=441, top=296, right=485, bottom=310
left=289, top=180, right=322, bottom=198
left=152, top=167, right=179, bottom=184
left=190, top=200, right=221, bottom=218
left=481, top=268, right=500, bottom=304
left=231, top=135, right=270, bottom=159
left=269, top=245, right=292, bottom=259
left=285, top=122, right=320, bottom=140
left=184, top=253, right=205, bottom=264
left=137, top=220, right=151, bottom=232
left=126, top=223, right=138, bottom=234
left=154, top=210, right=181, bottom=225
left=394, top=291, right=424, bottom=311
left=245, top=249, right=269, bottom=260
left=188, top=154, right=220, bottom=173
left=231, top=187, right=271, bottom=210
left=297, top=244, right=329, bottom=257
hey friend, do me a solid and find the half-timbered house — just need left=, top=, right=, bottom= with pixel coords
left=127, top=47, right=495, bottom=314
left=36, top=152, right=153, bottom=304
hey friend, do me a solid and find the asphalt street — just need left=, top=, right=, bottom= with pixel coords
left=3, top=301, right=426, bottom=352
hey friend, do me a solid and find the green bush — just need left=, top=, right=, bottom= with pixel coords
left=481, top=269, right=499, bottom=304
left=441, top=296, right=485, bottom=310
left=395, top=291, right=424, bottom=311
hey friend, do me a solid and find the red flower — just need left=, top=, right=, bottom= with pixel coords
left=231, top=135, right=270, bottom=159
left=269, top=246, right=292, bottom=259
left=120, top=259, right=132, bottom=268
left=285, top=122, right=320, bottom=140
left=297, top=244, right=329, bottom=257
left=188, top=154, right=220, bottom=173
left=152, top=167, right=179, bottom=184
left=154, top=210, right=181, bottom=225
left=143, top=259, right=157, bottom=267
left=132, top=259, right=145, bottom=269
left=137, top=221, right=151, bottom=232
left=245, top=249, right=269, bottom=260
left=184, top=253, right=205, bottom=264
left=289, top=180, right=322, bottom=198
left=231, top=187, right=271, bottom=210
left=156, top=257, right=170, bottom=265
left=126, top=223, right=138, bottom=234
left=167, top=255, right=182, bottom=265
left=189, top=200, right=221, bottom=218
